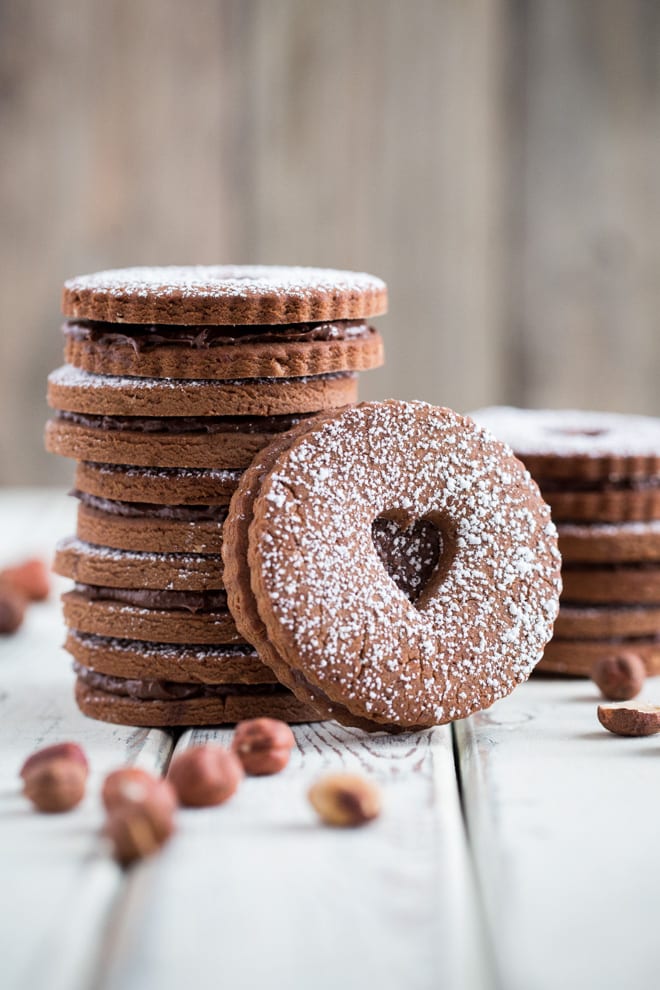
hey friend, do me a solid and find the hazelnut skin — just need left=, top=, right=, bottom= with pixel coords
left=106, top=796, right=176, bottom=866
left=20, top=742, right=89, bottom=780
left=232, top=718, right=295, bottom=775
left=167, top=745, right=243, bottom=807
left=0, top=589, right=25, bottom=635
left=102, top=767, right=177, bottom=816
left=308, top=773, right=381, bottom=827
left=0, top=558, right=50, bottom=602
left=591, top=652, right=645, bottom=701
left=23, top=759, right=87, bottom=813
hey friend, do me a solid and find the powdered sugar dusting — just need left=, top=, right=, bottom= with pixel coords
left=470, top=406, right=660, bottom=459
left=49, top=364, right=354, bottom=391
left=251, top=400, right=562, bottom=727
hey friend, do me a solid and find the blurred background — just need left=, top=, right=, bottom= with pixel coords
left=1, top=0, right=660, bottom=485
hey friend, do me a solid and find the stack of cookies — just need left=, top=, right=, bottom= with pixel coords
left=470, top=407, right=660, bottom=676
left=46, top=265, right=387, bottom=726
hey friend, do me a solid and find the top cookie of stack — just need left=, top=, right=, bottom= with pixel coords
left=46, top=265, right=386, bottom=727
left=470, top=407, right=660, bottom=676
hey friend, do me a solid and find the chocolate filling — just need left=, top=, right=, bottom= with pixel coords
left=58, top=410, right=307, bottom=435
left=74, top=583, right=227, bottom=613
left=64, top=319, right=374, bottom=350
left=540, top=476, right=660, bottom=493
left=71, top=630, right=260, bottom=657
left=74, top=662, right=287, bottom=702
left=73, top=491, right=228, bottom=522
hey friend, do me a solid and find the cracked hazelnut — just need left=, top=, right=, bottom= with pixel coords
left=591, top=652, right=645, bottom=701
left=167, top=745, right=243, bottom=807
left=20, top=741, right=89, bottom=780
left=0, top=558, right=50, bottom=602
left=598, top=703, right=660, bottom=736
left=0, top=589, right=25, bottom=635
left=308, top=773, right=381, bottom=827
left=102, top=767, right=177, bottom=816
left=22, top=758, right=87, bottom=812
left=105, top=795, right=176, bottom=866
left=232, top=718, right=295, bottom=775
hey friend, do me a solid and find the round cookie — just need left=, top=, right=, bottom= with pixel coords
left=55, top=537, right=224, bottom=591
left=76, top=498, right=226, bottom=554
left=558, top=521, right=660, bottom=563
left=66, top=630, right=276, bottom=684
left=538, top=637, right=660, bottom=677
left=561, top=565, right=660, bottom=605
left=75, top=679, right=320, bottom=727
left=62, top=265, right=387, bottom=325
left=544, top=486, right=660, bottom=523
left=74, top=463, right=241, bottom=505
left=45, top=412, right=306, bottom=469
left=554, top=604, right=660, bottom=639
left=48, top=364, right=359, bottom=416
left=62, top=588, right=241, bottom=644
left=64, top=326, right=383, bottom=381
left=223, top=400, right=562, bottom=730
left=469, top=407, right=660, bottom=482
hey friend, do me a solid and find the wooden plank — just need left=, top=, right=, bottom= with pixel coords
left=455, top=676, right=660, bottom=990
left=0, top=490, right=175, bottom=990
left=95, top=722, right=493, bottom=990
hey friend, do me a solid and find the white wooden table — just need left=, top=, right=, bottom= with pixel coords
left=1, top=490, right=658, bottom=990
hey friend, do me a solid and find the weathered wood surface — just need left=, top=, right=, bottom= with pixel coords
left=0, top=490, right=174, bottom=990
left=456, top=676, right=660, bottom=990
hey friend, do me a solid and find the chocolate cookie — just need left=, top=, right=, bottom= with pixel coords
left=62, top=588, right=241, bottom=644
left=74, top=463, right=241, bottom=505
left=75, top=679, right=320, bottom=727
left=561, top=564, right=660, bottom=605
left=554, top=604, right=660, bottom=638
left=62, top=265, right=387, bottom=325
left=64, top=326, right=383, bottom=381
left=558, top=521, right=660, bottom=563
left=544, top=486, right=660, bottom=523
left=66, top=630, right=276, bottom=684
left=76, top=497, right=226, bottom=554
left=223, top=400, right=562, bottom=730
left=538, top=637, right=660, bottom=676
left=46, top=412, right=306, bottom=469
left=55, top=537, right=224, bottom=591
left=48, top=364, right=359, bottom=416
left=470, top=407, right=660, bottom=482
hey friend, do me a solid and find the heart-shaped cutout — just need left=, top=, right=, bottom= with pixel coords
left=371, top=513, right=444, bottom=605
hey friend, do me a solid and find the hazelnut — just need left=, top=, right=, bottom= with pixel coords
left=232, top=718, right=295, bottom=775
left=105, top=795, right=176, bottom=866
left=167, top=745, right=243, bottom=807
left=102, top=767, right=177, bottom=816
left=20, top=741, right=89, bottom=780
left=22, top=758, right=87, bottom=812
left=597, top=703, right=660, bottom=737
left=308, top=772, right=381, bottom=827
left=591, top=652, right=645, bottom=701
left=0, top=589, right=25, bottom=635
left=0, top=558, right=50, bottom=602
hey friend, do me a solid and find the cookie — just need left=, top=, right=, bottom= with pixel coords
left=538, top=637, right=660, bottom=676
left=562, top=565, right=660, bottom=605
left=544, top=485, right=660, bottom=523
left=55, top=537, right=224, bottom=591
left=223, top=400, right=562, bottom=730
left=74, top=678, right=320, bottom=727
left=66, top=630, right=276, bottom=684
left=64, top=326, right=383, bottom=380
left=48, top=364, right=359, bottom=416
left=74, top=463, right=241, bottom=505
left=558, top=521, right=660, bottom=563
left=62, top=588, right=241, bottom=644
left=76, top=497, right=226, bottom=554
left=62, top=265, right=387, bottom=325
left=45, top=412, right=306, bottom=469
left=469, top=407, right=660, bottom=482
left=554, top=604, right=660, bottom=639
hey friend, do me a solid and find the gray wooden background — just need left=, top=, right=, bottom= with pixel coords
left=2, top=0, right=660, bottom=485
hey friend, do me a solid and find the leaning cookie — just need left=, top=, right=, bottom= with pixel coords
left=223, top=400, right=562, bottom=730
